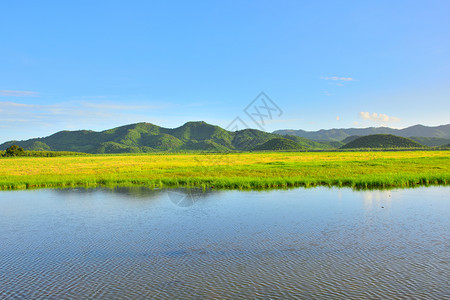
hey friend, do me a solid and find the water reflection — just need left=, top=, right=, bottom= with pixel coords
left=53, top=186, right=219, bottom=207
left=0, top=187, right=448, bottom=299
left=362, top=189, right=393, bottom=211
left=54, top=186, right=163, bottom=199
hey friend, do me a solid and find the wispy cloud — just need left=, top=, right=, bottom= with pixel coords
left=321, top=76, right=354, bottom=81
left=359, top=111, right=400, bottom=123
left=0, top=90, right=39, bottom=97
left=0, top=101, right=36, bottom=108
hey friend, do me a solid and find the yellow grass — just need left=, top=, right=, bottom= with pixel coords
left=0, top=151, right=449, bottom=190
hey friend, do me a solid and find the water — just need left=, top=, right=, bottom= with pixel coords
left=0, top=187, right=448, bottom=299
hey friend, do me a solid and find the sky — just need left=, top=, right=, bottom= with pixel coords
left=1, top=0, right=449, bottom=142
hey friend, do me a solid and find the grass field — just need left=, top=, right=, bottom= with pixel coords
left=0, top=151, right=449, bottom=190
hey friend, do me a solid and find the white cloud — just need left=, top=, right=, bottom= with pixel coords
left=321, top=76, right=354, bottom=81
left=359, top=111, right=400, bottom=123
left=0, top=90, right=39, bottom=97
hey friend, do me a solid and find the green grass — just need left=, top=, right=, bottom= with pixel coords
left=0, top=151, right=449, bottom=190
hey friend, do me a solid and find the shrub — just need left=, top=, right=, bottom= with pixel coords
left=3, top=145, right=25, bottom=157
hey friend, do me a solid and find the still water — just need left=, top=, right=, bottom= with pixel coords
left=0, top=187, right=448, bottom=299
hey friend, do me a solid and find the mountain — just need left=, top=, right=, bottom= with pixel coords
left=408, top=137, right=450, bottom=147
left=0, top=121, right=334, bottom=153
left=283, top=135, right=338, bottom=149
left=4, top=122, right=448, bottom=153
left=274, top=124, right=450, bottom=141
left=340, top=134, right=426, bottom=149
left=252, top=138, right=305, bottom=151
left=341, top=135, right=362, bottom=144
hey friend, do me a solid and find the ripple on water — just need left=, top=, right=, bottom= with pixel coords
left=0, top=187, right=448, bottom=299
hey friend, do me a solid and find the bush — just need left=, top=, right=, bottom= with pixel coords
left=2, top=145, right=25, bottom=157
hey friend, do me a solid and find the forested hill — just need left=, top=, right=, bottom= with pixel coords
left=0, top=121, right=336, bottom=153
left=340, top=134, right=426, bottom=149
left=3, top=122, right=447, bottom=154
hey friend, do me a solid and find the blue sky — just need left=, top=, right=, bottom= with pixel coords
left=1, top=0, right=449, bottom=142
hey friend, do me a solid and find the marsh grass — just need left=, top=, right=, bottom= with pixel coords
left=0, top=151, right=448, bottom=190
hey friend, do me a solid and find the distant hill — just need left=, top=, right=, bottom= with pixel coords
left=283, top=135, right=337, bottom=149
left=0, top=121, right=334, bottom=153
left=316, top=140, right=345, bottom=148
left=274, top=124, right=450, bottom=141
left=252, top=138, right=304, bottom=151
left=4, top=122, right=448, bottom=154
left=341, top=135, right=361, bottom=144
left=341, top=134, right=426, bottom=149
left=409, top=137, right=450, bottom=147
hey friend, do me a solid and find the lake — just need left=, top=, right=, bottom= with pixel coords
left=0, top=187, right=448, bottom=299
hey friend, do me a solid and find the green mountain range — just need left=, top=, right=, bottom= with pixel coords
left=0, top=121, right=337, bottom=153
left=274, top=124, right=450, bottom=141
left=2, top=122, right=448, bottom=153
left=408, top=136, right=450, bottom=147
